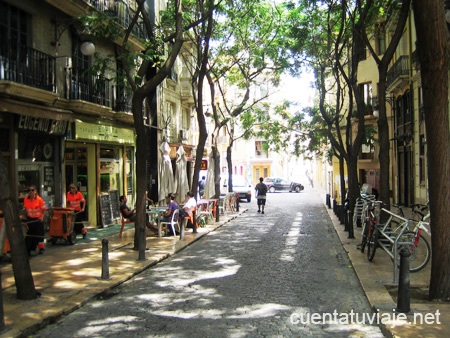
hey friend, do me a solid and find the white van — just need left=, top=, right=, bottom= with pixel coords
left=220, top=174, right=252, bottom=202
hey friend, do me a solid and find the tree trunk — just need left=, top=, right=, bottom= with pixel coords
left=377, top=70, right=391, bottom=214
left=346, top=155, right=359, bottom=239
left=226, top=140, right=233, bottom=193
left=0, top=154, right=38, bottom=300
left=212, top=143, right=221, bottom=199
left=131, top=94, right=149, bottom=250
left=413, top=0, right=450, bottom=300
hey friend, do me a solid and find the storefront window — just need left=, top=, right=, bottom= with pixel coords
left=100, top=147, right=121, bottom=193
left=18, top=134, right=55, bottom=162
left=18, top=132, right=57, bottom=207
left=125, top=147, right=134, bottom=194
left=65, top=147, right=88, bottom=220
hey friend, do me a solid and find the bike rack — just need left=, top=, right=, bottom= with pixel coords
left=377, top=208, right=411, bottom=283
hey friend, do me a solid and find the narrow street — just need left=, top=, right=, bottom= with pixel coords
left=34, top=189, right=385, bottom=337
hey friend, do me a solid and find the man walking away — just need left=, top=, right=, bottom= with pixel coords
left=255, top=177, right=268, bottom=214
left=199, top=176, right=206, bottom=198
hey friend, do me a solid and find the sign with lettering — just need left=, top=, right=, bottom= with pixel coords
left=75, top=121, right=135, bottom=145
left=17, top=115, right=68, bottom=136
left=200, top=159, right=208, bottom=170
left=100, top=194, right=113, bottom=226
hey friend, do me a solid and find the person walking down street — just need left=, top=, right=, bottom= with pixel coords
left=23, top=185, right=47, bottom=255
left=66, top=184, right=87, bottom=239
left=199, top=176, right=206, bottom=198
left=255, top=177, right=268, bottom=214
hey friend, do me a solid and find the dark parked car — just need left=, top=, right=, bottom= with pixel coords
left=263, top=177, right=304, bottom=193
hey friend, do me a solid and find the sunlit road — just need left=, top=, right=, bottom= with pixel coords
left=34, top=189, right=385, bottom=337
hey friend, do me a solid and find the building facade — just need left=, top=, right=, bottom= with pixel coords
left=0, top=0, right=194, bottom=227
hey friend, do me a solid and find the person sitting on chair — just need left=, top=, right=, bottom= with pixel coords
left=119, top=195, right=136, bottom=221
left=182, top=191, right=197, bottom=229
left=120, top=195, right=157, bottom=234
left=160, top=193, right=180, bottom=235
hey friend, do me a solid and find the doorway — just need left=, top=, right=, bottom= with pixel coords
left=65, top=148, right=88, bottom=221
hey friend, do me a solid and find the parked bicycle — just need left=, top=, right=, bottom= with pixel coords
left=358, top=199, right=383, bottom=255
left=367, top=205, right=431, bottom=273
left=395, top=203, right=431, bottom=272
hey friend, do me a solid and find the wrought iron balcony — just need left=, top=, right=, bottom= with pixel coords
left=387, top=55, right=409, bottom=90
left=85, top=0, right=146, bottom=39
left=112, top=85, right=131, bottom=112
left=69, top=74, right=111, bottom=107
left=0, top=42, right=55, bottom=92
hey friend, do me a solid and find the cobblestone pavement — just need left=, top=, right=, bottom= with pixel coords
left=33, top=190, right=385, bottom=337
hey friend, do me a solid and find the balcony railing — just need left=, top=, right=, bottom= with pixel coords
left=85, top=0, right=108, bottom=12
left=0, top=42, right=55, bottom=92
left=69, top=74, right=111, bottom=107
left=387, top=55, right=409, bottom=88
left=112, top=85, right=131, bottom=112
left=85, top=0, right=146, bottom=39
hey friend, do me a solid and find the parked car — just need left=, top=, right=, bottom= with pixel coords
left=220, top=175, right=252, bottom=202
left=263, top=177, right=304, bottom=193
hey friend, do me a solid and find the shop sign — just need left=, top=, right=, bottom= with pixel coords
left=17, top=115, right=68, bottom=136
left=200, top=159, right=208, bottom=170
left=75, top=121, right=135, bottom=144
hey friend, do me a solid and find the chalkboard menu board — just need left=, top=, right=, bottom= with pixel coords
left=100, top=194, right=112, bottom=226
left=100, top=191, right=122, bottom=226
left=110, top=190, right=120, bottom=219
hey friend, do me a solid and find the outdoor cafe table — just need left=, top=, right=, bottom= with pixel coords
left=146, top=206, right=167, bottom=237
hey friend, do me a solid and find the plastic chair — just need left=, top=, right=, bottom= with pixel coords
left=160, top=209, right=179, bottom=236
left=197, top=201, right=214, bottom=222
left=219, top=193, right=234, bottom=214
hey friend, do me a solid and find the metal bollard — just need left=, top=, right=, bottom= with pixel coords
left=138, top=226, right=146, bottom=261
left=215, top=202, right=220, bottom=222
left=235, top=196, right=240, bottom=212
left=180, top=218, right=186, bottom=240
left=396, top=247, right=411, bottom=313
left=347, top=210, right=354, bottom=239
left=100, top=238, right=110, bottom=280
left=344, top=208, right=349, bottom=230
left=192, top=210, right=198, bottom=233
left=333, top=199, right=337, bottom=214
left=326, top=194, right=331, bottom=209
left=339, top=205, right=345, bottom=224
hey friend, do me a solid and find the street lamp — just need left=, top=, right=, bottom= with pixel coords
left=80, top=41, right=96, bottom=56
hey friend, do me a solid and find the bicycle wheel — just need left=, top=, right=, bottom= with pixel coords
left=397, top=231, right=431, bottom=272
left=367, top=226, right=378, bottom=261
left=360, top=218, right=369, bottom=253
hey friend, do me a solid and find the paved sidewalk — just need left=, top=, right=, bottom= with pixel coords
left=326, top=199, right=449, bottom=337
left=0, top=211, right=243, bottom=337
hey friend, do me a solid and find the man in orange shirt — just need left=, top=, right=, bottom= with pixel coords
left=66, top=183, right=87, bottom=239
left=23, top=184, right=47, bottom=256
